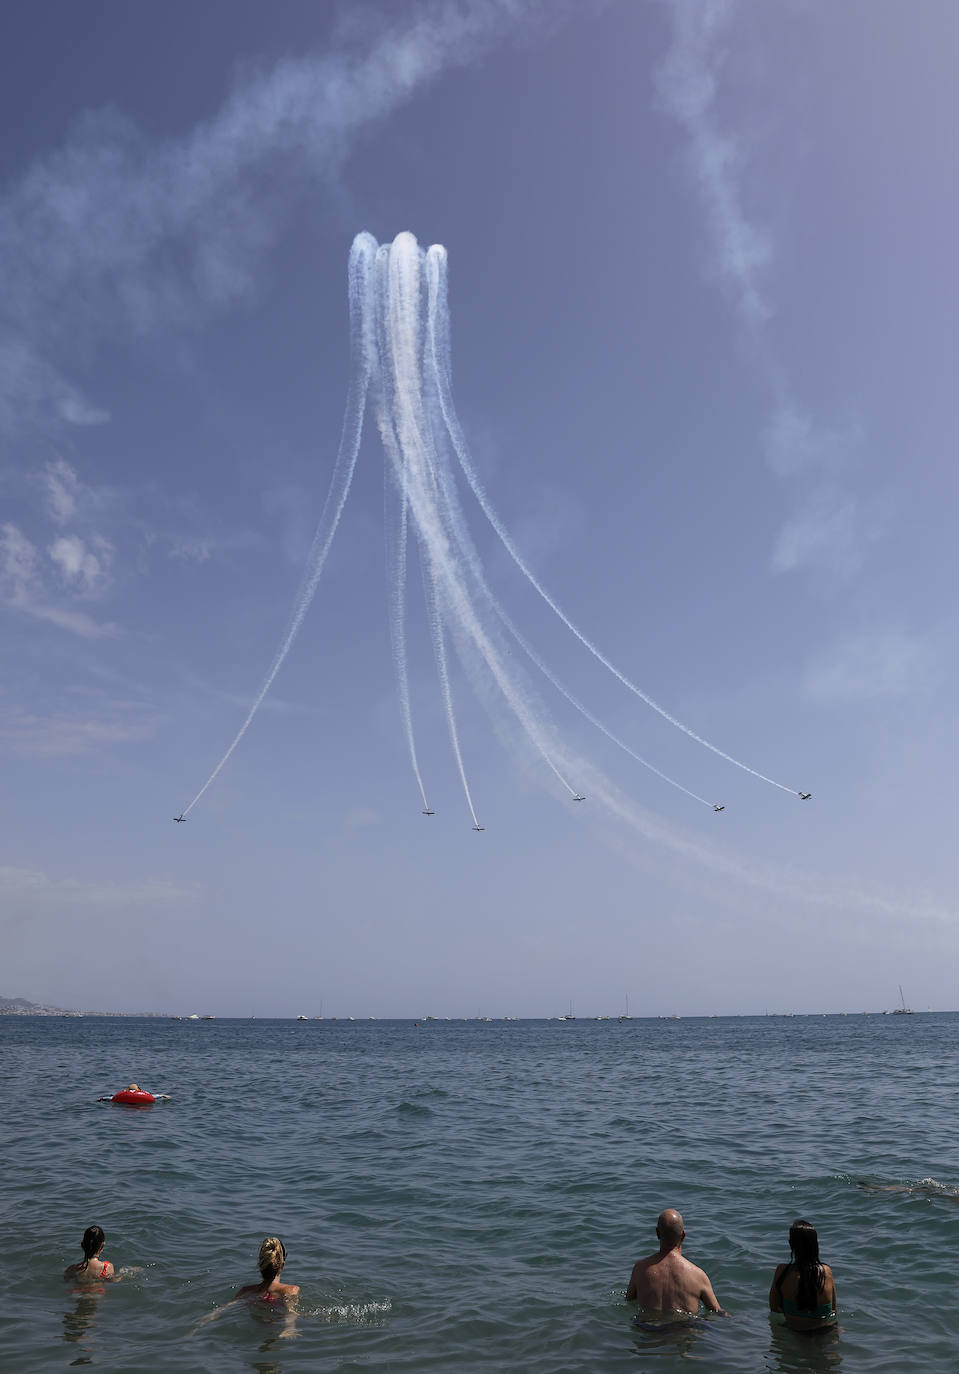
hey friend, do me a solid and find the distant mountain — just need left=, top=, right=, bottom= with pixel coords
left=0, top=995, right=79, bottom=1016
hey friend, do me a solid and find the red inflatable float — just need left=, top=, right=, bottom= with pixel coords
left=111, top=1088, right=155, bottom=1106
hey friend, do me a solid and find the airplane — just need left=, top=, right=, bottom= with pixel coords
left=572, top=793, right=586, bottom=802
left=472, top=824, right=485, bottom=832
left=173, top=814, right=186, bottom=823
left=713, top=804, right=725, bottom=812
left=422, top=808, right=435, bottom=816
left=798, top=792, right=812, bottom=801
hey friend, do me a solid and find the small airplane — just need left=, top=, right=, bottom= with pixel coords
left=472, top=824, right=485, bottom=832
left=173, top=814, right=186, bottom=823
left=572, top=793, right=586, bottom=802
left=713, top=804, right=725, bottom=812
left=798, top=792, right=812, bottom=801
left=422, top=808, right=435, bottom=816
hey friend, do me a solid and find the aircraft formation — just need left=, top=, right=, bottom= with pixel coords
left=176, top=234, right=812, bottom=831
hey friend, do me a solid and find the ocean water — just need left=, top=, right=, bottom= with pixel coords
left=3, top=1012, right=956, bottom=1372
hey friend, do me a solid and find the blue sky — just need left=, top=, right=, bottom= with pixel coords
left=2, top=0, right=957, bottom=1016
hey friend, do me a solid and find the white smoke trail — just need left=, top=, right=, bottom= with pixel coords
left=373, top=241, right=479, bottom=823
left=180, top=233, right=377, bottom=816
left=424, top=245, right=799, bottom=797
left=384, top=468, right=431, bottom=813
left=416, top=257, right=715, bottom=809
left=379, top=233, right=582, bottom=805
left=491, top=599, right=715, bottom=807
left=421, top=558, right=483, bottom=830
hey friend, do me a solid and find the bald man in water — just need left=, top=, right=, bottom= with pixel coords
left=626, top=1209, right=726, bottom=1315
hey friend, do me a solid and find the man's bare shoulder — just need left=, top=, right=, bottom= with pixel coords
left=681, top=1256, right=711, bottom=1281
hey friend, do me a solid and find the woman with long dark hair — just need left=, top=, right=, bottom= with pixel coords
left=769, top=1219, right=837, bottom=1330
left=63, top=1226, right=115, bottom=1284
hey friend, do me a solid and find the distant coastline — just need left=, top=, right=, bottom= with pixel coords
left=0, top=995, right=166, bottom=1018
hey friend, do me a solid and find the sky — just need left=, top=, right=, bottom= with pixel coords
left=2, top=0, right=958, bottom=1017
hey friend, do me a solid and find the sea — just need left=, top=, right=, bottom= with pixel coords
left=2, top=1011, right=956, bottom=1372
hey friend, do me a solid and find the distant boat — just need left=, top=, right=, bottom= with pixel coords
left=891, top=984, right=914, bottom=1015
left=559, top=1001, right=576, bottom=1021
left=296, top=1014, right=308, bottom=1021
left=201, top=1014, right=215, bottom=1020
left=187, top=1013, right=199, bottom=1020
left=619, top=994, right=633, bottom=1022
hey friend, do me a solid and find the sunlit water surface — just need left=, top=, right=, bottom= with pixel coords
left=3, top=1013, right=956, bottom=1372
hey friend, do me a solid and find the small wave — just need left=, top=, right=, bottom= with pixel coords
left=395, top=1101, right=433, bottom=1118
left=857, top=1176, right=959, bottom=1202
left=307, top=1298, right=392, bottom=1325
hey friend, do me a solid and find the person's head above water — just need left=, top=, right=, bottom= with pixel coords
left=80, top=1225, right=105, bottom=1267
left=127, top=1083, right=139, bottom=1092
left=788, top=1219, right=820, bottom=1264
left=655, top=1209, right=685, bottom=1251
left=258, top=1237, right=287, bottom=1282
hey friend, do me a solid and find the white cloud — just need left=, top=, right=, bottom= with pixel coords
left=42, top=457, right=79, bottom=524
left=57, top=396, right=110, bottom=426
left=0, top=522, right=39, bottom=602
left=15, top=602, right=120, bottom=639
left=803, top=631, right=933, bottom=703
left=657, top=5, right=890, bottom=587
left=657, top=0, right=772, bottom=325
left=0, top=521, right=118, bottom=637
left=772, top=486, right=886, bottom=578
left=763, top=402, right=863, bottom=479
left=0, top=704, right=157, bottom=756
left=48, top=532, right=113, bottom=594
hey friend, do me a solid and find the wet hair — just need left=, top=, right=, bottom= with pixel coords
left=79, top=1225, right=105, bottom=1272
left=258, top=1236, right=287, bottom=1282
left=785, top=1218, right=825, bottom=1310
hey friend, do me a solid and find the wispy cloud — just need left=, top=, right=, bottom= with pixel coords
left=763, top=404, right=864, bottom=480
left=0, top=865, right=191, bottom=935
left=656, top=1, right=883, bottom=585
left=48, top=532, right=114, bottom=593
left=0, top=0, right=549, bottom=437
left=0, top=516, right=119, bottom=637
left=772, top=486, right=887, bottom=579
left=656, top=0, right=771, bottom=326
left=0, top=703, right=160, bottom=757
left=803, top=630, right=934, bottom=704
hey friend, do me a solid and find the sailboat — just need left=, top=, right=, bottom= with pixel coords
left=891, top=984, right=914, bottom=1015
left=559, top=1001, right=576, bottom=1021
left=618, top=994, right=633, bottom=1022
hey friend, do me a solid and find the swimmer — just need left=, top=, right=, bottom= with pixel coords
left=627, top=1208, right=726, bottom=1316
left=769, top=1219, right=837, bottom=1330
left=235, top=1237, right=299, bottom=1305
left=858, top=1179, right=959, bottom=1204
left=188, top=1237, right=299, bottom=1339
left=97, top=1083, right=171, bottom=1102
left=63, top=1225, right=115, bottom=1283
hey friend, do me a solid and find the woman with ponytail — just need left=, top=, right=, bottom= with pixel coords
left=188, top=1236, right=299, bottom=1339
left=769, top=1219, right=837, bottom=1330
left=63, top=1226, right=115, bottom=1283
left=234, top=1237, right=299, bottom=1304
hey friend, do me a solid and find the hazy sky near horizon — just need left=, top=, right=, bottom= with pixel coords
left=2, top=0, right=957, bottom=1017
